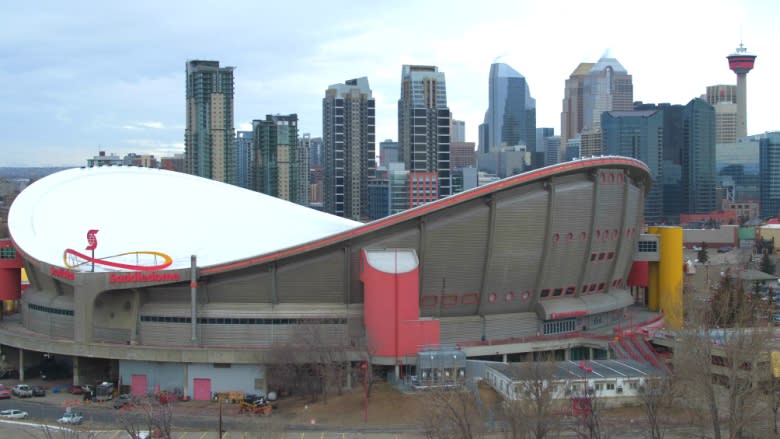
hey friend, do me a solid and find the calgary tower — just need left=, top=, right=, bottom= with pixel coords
left=727, top=42, right=757, bottom=138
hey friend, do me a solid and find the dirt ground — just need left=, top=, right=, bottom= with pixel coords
left=268, top=380, right=501, bottom=426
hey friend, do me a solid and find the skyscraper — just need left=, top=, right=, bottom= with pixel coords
left=297, top=133, right=311, bottom=206
left=727, top=43, right=757, bottom=138
left=602, top=109, right=665, bottom=223
left=250, top=114, right=305, bottom=205
left=760, top=132, right=780, bottom=218
left=560, top=62, right=595, bottom=160
left=604, top=98, right=716, bottom=224
left=184, top=60, right=235, bottom=184
left=398, top=65, right=451, bottom=198
left=236, top=130, right=253, bottom=189
left=323, top=77, right=376, bottom=220
left=379, top=139, right=400, bottom=167
left=480, top=62, right=536, bottom=155
left=561, top=53, right=632, bottom=158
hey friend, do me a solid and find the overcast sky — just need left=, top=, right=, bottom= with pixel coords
left=1, top=0, right=776, bottom=167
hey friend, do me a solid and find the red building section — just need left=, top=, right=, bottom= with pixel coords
left=408, top=172, right=438, bottom=208
left=626, top=261, right=648, bottom=288
left=0, top=239, right=23, bottom=301
left=360, top=248, right=439, bottom=362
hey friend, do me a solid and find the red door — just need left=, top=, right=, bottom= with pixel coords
left=193, top=378, right=211, bottom=401
left=131, top=374, right=147, bottom=397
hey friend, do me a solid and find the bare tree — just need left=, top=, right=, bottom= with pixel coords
left=115, top=396, right=175, bottom=439
left=637, top=375, right=676, bottom=439
left=564, top=362, right=607, bottom=439
left=420, top=385, right=487, bottom=439
left=673, top=269, right=774, bottom=439
left=498, top=360, right=562, bottom=439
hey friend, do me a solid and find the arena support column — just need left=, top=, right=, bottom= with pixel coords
left=647, top=226, right=683, bottom=329
left=190, top=255, right=198, bottom=344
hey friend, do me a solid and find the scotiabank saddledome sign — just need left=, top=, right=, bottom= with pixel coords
left=61, top=229, right=179, bottom=283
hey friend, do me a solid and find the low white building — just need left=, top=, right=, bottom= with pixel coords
left=484, top=359, right=667, bottom=406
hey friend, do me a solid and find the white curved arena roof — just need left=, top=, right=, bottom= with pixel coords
left=8, top=166, right=361, bottom=271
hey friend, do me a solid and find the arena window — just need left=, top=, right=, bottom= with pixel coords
left=543, top=318, right=576, bottom=335
left=0, top=247, right=16, bottom=259
left=461, top=293, right=479, bottom=305
left=27, top=303, right=74, bottom=316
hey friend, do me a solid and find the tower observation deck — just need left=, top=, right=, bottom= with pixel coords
left=727, top=43, right=756, bottom=138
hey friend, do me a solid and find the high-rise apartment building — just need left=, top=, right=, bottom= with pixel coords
left=479, top=63, right=536, bottom=155
left=250, top=114, right=305, bottom=205
left=297, top=134, right=311, bottom=206
left=760, top=132, right=780, bottom=218
left=323, top=77, right=376, bottom=220
left=184, top=60, right=235, bottom=184
left=398, top=65, right=451, bottom=198
left=236, top=131, right=253, bottom=189
left=308, top=136, right=323, bottom=168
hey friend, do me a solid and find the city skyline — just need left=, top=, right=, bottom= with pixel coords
left=1, top=0, right=777, bottom=166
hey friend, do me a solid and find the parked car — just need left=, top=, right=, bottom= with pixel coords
left=0, top=385, right=12, bottom=399
left=718, top=246, right=733, bottom=253
left=31, top=386, right=46, bottom=397
left=57, top=410, right=83, bottom=425
left=113, top=393, right=135, bottom=409
left=12, top=384, right=33, bottom=398
left=0, top=409, right=29, bottom=419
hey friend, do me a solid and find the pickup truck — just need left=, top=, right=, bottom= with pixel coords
left=12, top=384, right=33, bottom=398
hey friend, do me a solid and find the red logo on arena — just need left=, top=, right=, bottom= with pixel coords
left=63, top=229, right=173, bottom=272
left=85, top=229, right=99, bottom=251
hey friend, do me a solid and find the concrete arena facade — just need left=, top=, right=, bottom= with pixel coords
left=4, top=157, right=651, bottom=396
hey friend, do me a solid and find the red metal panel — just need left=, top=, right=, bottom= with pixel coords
left=360, top=250, right=440, bottom=359
left=0, top=269, right=21, bottom=300
left=131, top=374, right=147, bottom=397
left=193, top=378, right=211, bottom=401
left=627, top=261, right=648, bottom=287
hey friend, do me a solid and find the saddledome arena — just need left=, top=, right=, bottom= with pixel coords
left=1, top=156, right=652, bottom=399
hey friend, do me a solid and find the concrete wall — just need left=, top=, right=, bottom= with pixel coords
left=683, top=225, right=738, bottom=247
left=187, top=363, right=265, bottom=398
left=118, top=360, right=186, bottom=395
